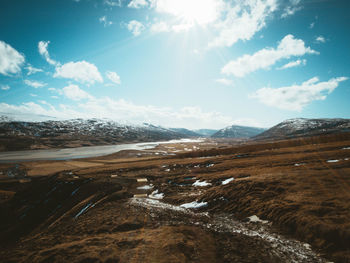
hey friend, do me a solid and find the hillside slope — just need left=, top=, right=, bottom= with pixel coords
left=0, top=118, right=189, bottom=151
left=254, top=118, right=350, bottom=140
left=211, top=125, right=265, bottom=138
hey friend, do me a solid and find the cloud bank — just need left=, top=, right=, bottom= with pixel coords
left=251, top=77, right=348, bottom=111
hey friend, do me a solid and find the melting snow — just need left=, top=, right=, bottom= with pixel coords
left=193, top=180, right=211, bottom=187
left=294, top=163, right=305, bottom=166
left=303, top=243, right=312, bottom=250
left=342, top=147, right=350, bottom=150
left=327, top=159, right=339, bottom=163
left=222, top=178, right=234, bottom=185
left=207, top=163, right=214, bottom=167
left=248, top=215, right=269, bottom=224
left=137, top=184, right=153, bottom=190
left=149, top=190, right=164, bottom=199
left=130, top=198, right=327, bottom=262
left=180, top=201, right=208, bottom=209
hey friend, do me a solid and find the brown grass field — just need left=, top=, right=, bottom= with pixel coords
left=0, top=133, right=350, bottom=262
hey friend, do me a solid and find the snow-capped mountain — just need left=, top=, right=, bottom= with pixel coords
left=0, top=118, right=192, bottom=151
left=254, top=118, right=350, bottom=140
left=211, top=125, right=266, bottom=138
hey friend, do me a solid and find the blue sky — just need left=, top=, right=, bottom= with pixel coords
left=0, top=0, right=349, bottom=129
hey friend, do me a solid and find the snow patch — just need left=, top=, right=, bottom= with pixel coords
left=137, top=184, right=153, bottom=190
left=193, top=180, right=211, bottom=187
left=327, top=159, right=339, bottom=163
left=222, top=177, right=234, bottom=185
left=180, top=201, right=208, bottom=209
left=248, top=215, right=269, bottom=224
left=149, top=190, right=164, bottom=199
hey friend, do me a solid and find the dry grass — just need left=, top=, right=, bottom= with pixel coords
left=1, top=133, right=350, bottom=262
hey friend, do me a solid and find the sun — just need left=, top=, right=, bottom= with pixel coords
left=156, top=0, right=222, bottom=26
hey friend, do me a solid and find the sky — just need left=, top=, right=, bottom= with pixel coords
left=0, top=0, right=349, bottom=129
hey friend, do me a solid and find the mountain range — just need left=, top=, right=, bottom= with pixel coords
left=0, top=117, right=349, bottom=151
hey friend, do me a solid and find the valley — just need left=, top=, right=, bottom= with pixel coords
left=0, top=131, right=349, bottom=262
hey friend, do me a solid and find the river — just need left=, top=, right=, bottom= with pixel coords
left=0, top=138, right=203, bottom=163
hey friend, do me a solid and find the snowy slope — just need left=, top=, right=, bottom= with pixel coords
left=254, top=118, right=350, bottom=140
left=0, top=118, right=191, bottom=151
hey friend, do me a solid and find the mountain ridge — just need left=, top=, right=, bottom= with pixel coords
left=211, top=125, right=266, bottom=138
left=254, top=118, right=350, bottom=140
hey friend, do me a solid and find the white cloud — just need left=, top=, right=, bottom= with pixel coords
left=106, top=71, right=121, bottom=85
left=30, top=93, right=38, bottom=97
left=127, top=20, right=145, bottom=36
left=281, top=0, right=302, bottom=18
left=48, top=87, right=63, bottom=96
left=104, top=0, right=122, bottom=7
left=26, top=65, right=43, bottom=75
left=315, top=35, right=326, bottom=43
left=0, top=102, right=76, bottom=121
left=1, top=85, right=10, bottom=91
left=54, top=61, right=103, bottom=85
left=24, top=79, right=47, bottom=88
left=0, top=41, right=25, bottom=76
left=208, top=0, right=277, bottom=48
left=99, top=16, right=113, bottom=27
left=128, top=0, right=148, bottom=8
left=251, top=77, right=348, bottom=111
left=278, top=59, right=306, bottom=70
left=222, top=34, right=317, bottom=77
left=38, top=41, right=103, bottom=85
left=38, top=100, right=50, bottom=105
left=0, top=97, right=249, bottom=129
left=62, top=84, right=93, bottom=101
left=309, top=22, right=315, bottom=29
left=38, top=41, right=59, bottom=66
left=150, top=21, right=170, bottom=33
left=51, top=96, right=59, bottom=99
left=215, top=78, right=233, bottom=86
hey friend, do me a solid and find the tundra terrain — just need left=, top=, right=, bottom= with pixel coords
left=0, top=133, right=350, bottom=262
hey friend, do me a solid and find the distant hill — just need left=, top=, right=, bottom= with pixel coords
left=254, top=118, right=350, bottom=140
left=0, top=118, right=191, bottom=151
left=211, top=125, right=266, bottom=138
left=168, top=128, right=202, bottom=137
left=194, top=129, right=219, bottom=137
